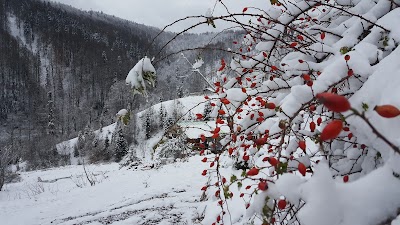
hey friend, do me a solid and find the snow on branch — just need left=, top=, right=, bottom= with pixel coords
left=187, top=0, right=400, bottom=225
left=125, top=57, right=156, bottom=96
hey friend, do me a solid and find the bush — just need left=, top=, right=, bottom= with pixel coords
left=162, top=1, right=400, bottom=224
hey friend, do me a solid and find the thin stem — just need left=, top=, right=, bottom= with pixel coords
left=350, top=108, right=400, bottom=155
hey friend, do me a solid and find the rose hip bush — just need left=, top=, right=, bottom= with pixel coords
left=189, top=0, right=400, bottom=224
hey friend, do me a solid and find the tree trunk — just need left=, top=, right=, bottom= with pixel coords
left=0, top=168, right=5, bottom=191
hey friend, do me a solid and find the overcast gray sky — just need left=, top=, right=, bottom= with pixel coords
left=50, top=0, right=270, bottom=33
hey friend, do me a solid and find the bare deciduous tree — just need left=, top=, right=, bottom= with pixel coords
left=0, top=145, right=17, bottom=191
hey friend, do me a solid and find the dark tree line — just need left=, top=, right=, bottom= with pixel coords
left=0, top=0, right=165, bottom=167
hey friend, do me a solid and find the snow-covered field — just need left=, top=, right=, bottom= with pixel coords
left=0, top=157, right=206, bottom=225
left=2, top=153, right=400, bottom=225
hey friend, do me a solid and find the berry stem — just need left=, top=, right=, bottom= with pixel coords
left=350, top=108, right=400, bottom=154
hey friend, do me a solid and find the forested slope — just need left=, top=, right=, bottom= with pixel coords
left=0, top=0, right=239, bottom=168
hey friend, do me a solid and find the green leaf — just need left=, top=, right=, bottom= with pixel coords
left=207, top=18, right=216, bottom=28
left=223, top=186, right=231, bottom=199
left=262, top=196, right=271, bottom=217
left=383, top=36, right=389, bottom=47
left=230, top=175, right=237, bottom=183
left=122, top=113, right=131, bottom=125
left=143, top=71, right=156, bottom=87
left=362, top=102, right=369, bottom=111
left=276, top=162, right=288, bottom=175
left=237, top=181, right=243, bottom=189
left=340, top=46, right=351, bottom=55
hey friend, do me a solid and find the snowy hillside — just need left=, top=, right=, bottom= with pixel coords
left=137, top=95, right=209, bottom=118
left=56, top=123, right=117, bottom=164
left=54, top=95, right=211, bottom=164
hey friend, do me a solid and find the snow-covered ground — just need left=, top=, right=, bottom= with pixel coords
left=2, top=154, right=400, bottom=225
left=0, top=156, right=206, bottom=225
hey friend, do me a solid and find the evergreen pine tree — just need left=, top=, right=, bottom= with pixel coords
left=172, top=100, right=183, bottom=122
left=104, top=135, right=110, bottom=161
left=203, top=101, right=212, bottom=121
left=176, top=84, right=184, bottom=99
left=145, top=110, right=151, bottom=139
left=47, top=92, right=56, bottom=136
left=165, top=117, right=174, bottom=132
left=159, top=103, right=166, bottom=130
left=114, top=129, right=128, bottom=162
left=187, top=112, right=193, bottom=122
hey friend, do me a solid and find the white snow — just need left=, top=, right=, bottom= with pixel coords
left=4, top=1, right=400, bottom=225
left=192, top=58, right=204, bottom=69
left=0, top=156, right=206, bottom=225
left=125, top=57, right=156, bottom=96
left=179, top=121, right=230, bottom=139
left=116, top=109, right=129, bottom=117
left=138, top=96, right=209, bottom=118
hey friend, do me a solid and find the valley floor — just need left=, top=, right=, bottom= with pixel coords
left=0, top=156, right=206, bottom=225
left=3, top=156, right=400, bottom=225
